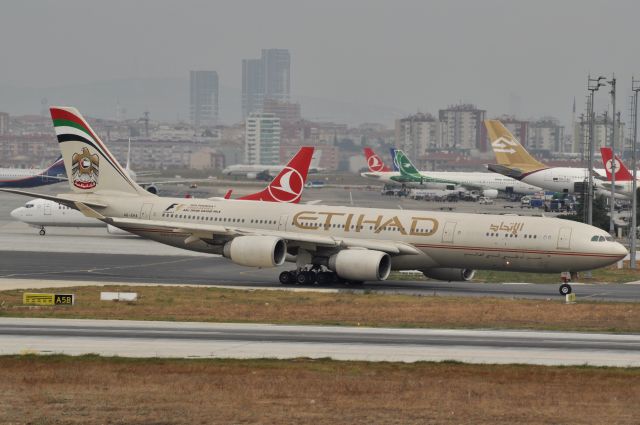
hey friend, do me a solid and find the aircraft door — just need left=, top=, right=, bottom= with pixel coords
left=278, top=214, right=288, bottom=231
left=44, top=204, right=51, bottom=216
left=557, top=227, right=572, bottom=250
left=140, top=203, right=153, bottom=220
left=441, top=221, right=457, bottom=243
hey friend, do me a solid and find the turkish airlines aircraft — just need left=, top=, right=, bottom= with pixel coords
left=10, top=146, right=315, bottom=235
left=2, top=107, right=627, bottom=296
left=485, top=120, right=614, bottom=197
left=599, top=147, right=637, bottom=199
left=0, top=156, right=67, bottom=188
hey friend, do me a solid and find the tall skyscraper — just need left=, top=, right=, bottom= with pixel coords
left=438, top=104, right=486, bottom=152
left=242, top=59, right=264, bottom=120
left=241, top=49, right=291, bottom=119
left=245, top=113, right=281, bottom=165
left=190, top=70, right=219, bottom=129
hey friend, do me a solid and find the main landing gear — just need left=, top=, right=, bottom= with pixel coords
left=39, top=226, right=46, bottom=236
left=278, top=267, right=363, bottom=286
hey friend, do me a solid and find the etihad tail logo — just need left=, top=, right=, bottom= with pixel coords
left=71, top=147, right=99, bottom=189
left=268, top=167, right=304, bottom=202
left=367, top=154, right=385, bottom=172
left=491, top=136, right=519, bottom=154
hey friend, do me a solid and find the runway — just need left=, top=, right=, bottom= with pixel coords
left=1, top=250, right=639, bottom=301
left=1, top=317, right=638, bottom=366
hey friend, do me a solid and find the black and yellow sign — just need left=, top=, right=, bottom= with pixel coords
left=23, top=293, right=75, bottom=306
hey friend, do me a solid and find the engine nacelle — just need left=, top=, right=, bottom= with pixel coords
left=482, top=189, right=498, bottom=199
left=328, top=249, right=391, bottom=281
left=223, top=236, right=286, bottom=268
left=106, top=224, right=132, bottom=236
left=146, top=184, right=159, bottom=195
left=422, top=268, right=475, bottom=282
left=245, top=172, right=257, bottom=180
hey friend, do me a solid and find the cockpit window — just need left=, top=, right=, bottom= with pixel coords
left=25, top=204, right=34, bottom=208
left=605, top=236, right=614, bottom=242
left=599, top=236, right=606, bottom=242
left=590, top=235, right=599, bottom=241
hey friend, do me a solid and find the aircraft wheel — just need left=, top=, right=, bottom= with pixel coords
left=559, top=283, right=572, bottom=296
left=279, top=271, right=295, bottom=285
left=39, top=227, right=46, bottom=236
left=296, top=271, right=315, bottom=285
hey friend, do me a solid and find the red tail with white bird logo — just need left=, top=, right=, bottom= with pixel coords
left=600, top=147, right=634, bottom=181
left=363, top=147, right=391, bottom=172
left=237, top=147, right=314, bottom=203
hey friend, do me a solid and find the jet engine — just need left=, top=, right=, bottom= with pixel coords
left=328, top=249, right=391, bottom=281
left=422, top=268, right=475, bottom=282
left=145, top=184, right=159, bottom=195
left=482, top=189, right=498, bottom=199
left=223, top=236, right=286, bottom=267
left=245, top=172, right=257, bottom=180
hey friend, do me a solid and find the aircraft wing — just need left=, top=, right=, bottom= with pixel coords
left=94, top=215, right=421, bottom=256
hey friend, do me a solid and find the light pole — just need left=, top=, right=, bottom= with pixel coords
left=630, top=77, right=640, bottom=269
left=608, top=75, right=617, bottom=237
left=587, top=75, right=607, bottom=226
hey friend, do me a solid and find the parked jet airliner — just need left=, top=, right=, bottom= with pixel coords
left=599, top=147, right=638, bottom=199
left=1, top=107, right=627, bottom=296
left=485, top=120, right=618, bottom=197
left=0, top=156, right=67, bottom=188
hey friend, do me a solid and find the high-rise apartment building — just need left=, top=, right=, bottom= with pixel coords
left=527, top=118, right=565, bottom=153
left=242, top=49, right=291, bottom=118
left=438, top=104, right=486, bottom=152
left=395, top=113, right=447, bottom=159
left=245, top=113, right=281, bottom=165
left=573, top=114, right=624, bottom=155
left=190, top=70, right=219, bottom=129
left=0, top=112, right=9, bottom=136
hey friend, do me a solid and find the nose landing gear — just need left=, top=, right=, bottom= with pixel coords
left=39, top=226, right=46, bottom=236
left=558, top=271, right=577, bottom=295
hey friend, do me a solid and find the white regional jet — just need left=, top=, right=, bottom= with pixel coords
left=1, top=107, right=628, bottom=296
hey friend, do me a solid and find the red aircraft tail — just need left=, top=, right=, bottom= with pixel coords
left=237, top=146, right=314, bottom=203
left=600, top=147, right=634, bottom=181
left=363, top=147, right=391, bottom=172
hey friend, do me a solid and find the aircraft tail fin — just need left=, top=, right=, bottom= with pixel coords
left=41, top=155, right=67, bottom=180
left=394, top=150, right=422, bottom=179
left=50, top=107, right=151, bottom=196
left=363, top=147, right=391, bottom=172
left=600, top=147, right=634, bottom=181
left=237, top=146, right=314, bottom=203
left=485, top=120, right=547, bottom=172
left=389, top=148, right=399, bottom=171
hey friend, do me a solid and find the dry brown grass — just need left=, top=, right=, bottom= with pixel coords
left=0, top=356, right=638, bottom=424
left=1, top=286, right=640, bottom=332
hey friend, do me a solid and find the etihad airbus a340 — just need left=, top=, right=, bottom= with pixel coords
left=1, top=107, right=627, bottom=296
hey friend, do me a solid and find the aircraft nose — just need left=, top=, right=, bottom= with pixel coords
left=612, top=242, right=629, bottom=260
left=10, top=207, right=22, bottom=219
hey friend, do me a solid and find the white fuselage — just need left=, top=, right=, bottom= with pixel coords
left=361, top=171, right=541, bottom=194
left=89, top=194, right=626, bottom=273
left=11, top=198, right=104, bottom=228
left=519, top=167, right=616, bottom=197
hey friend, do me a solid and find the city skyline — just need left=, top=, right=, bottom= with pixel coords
left=1, top=1, right=639, bottom=128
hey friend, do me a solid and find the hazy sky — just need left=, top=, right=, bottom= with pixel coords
left=1, top=0, right=639, bottom=126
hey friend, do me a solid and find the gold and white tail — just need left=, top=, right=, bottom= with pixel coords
left=50, top=107, right=152, bottom=196
left=485, top=120, right=546, bottom=172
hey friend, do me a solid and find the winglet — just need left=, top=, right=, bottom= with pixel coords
left=74, top=201, right=106, bottom=220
